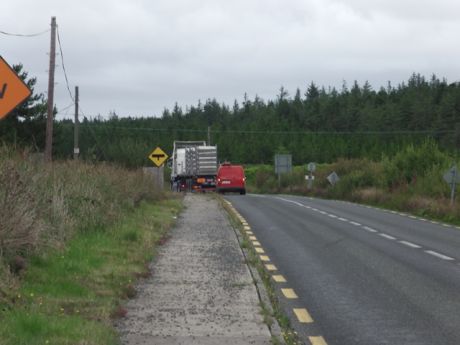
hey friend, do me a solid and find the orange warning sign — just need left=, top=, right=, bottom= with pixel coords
left=0, top=56, right=32, bottom=120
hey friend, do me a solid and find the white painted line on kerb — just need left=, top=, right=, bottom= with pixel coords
left=409, top=216, right=417, bottom=219
left=350, top=221, right=361, bottom=226
left=399, top=241, right=421, bottom=249
left=442, top=224, right=452, bottom=228
left=363, top=226, right=377, bottom=233
left=425, top=250, right=455, bottom=261
left=338, top=217, right=348, bottom=222
left=379, top=233, right=396, bottom=240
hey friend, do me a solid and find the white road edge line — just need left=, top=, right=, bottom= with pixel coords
left=379, top=233, right=396, bottom=240
left=425, top=250, right=455, bottom=261
left=338, top=217, right=348, bottom=222
left=350, top=221, right=361, bottom=226
left=399, top=240, right=421, bottom=249
left=363, top=226, right=377, bottom=233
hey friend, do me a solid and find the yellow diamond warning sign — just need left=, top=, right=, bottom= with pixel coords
left=148, top=147, right=168, bottom=167
left=0, top=56, right=32, bottom=120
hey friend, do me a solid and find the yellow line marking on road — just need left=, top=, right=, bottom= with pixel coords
left=281, top=288, right=298, bottom=299
left=252, top=240, right=260, bottom=246
left=265, top=264, right=277, bottom=271
left=293, top=308, right=313, bottom=323
left=309, top=336, right=328, bottom=345
left=272, top=275, right=286, bottom=283
left=255, top=247, right=265, bottom=254
left=259, top=255, right=270, bottom=262
left=249, top=236, right=257, bottom=241
left=243, top=225, right=251, bottom=230
left=246, top=231, right=254, bottom=235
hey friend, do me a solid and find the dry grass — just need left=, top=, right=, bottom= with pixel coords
left=0, top=145, right=163, bottom=300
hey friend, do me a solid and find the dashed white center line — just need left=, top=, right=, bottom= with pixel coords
left=399, top=240, right=421, bottom=249
left=425, top=250, right=455, bottom=261
left=275, top=197, right=458, bottom=265
left=379, top=233, right=396, bottom=240
left=363, top=226, right=377, bottom=233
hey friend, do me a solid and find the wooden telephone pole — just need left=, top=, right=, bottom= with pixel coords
left=74, top=86, right=79, bottom=159
left=45, top=16, right=57, bottom=162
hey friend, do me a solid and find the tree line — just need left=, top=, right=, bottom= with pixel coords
left=2, top=66, right=459, bottom=167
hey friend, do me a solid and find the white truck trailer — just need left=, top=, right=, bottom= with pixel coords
left=171, top=141, right=218, bottom=192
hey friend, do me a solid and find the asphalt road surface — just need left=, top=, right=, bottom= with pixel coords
left=225, top=194, right=460, bottom=345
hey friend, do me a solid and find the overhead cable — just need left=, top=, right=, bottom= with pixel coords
left=56, top=25, right=74, bottom=102
left=0, top=29, right=50, bottom=37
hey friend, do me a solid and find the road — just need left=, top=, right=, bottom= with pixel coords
left=225, top=194, right=460, bottom=345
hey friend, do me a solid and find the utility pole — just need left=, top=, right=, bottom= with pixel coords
left=45, top=16, right=57, bottom=162
left=207, top=125, right=211, bottom=145
left=74, top=86, right=79, bottom=159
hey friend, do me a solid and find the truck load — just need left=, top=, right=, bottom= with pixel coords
left=171, top=141, right=218, bottom=192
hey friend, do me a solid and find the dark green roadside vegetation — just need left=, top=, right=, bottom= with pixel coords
left=2, top=66, right=459, bottom=168
left=245, top=140, right=460, bottom=225
left=0, top=145, right=182, bottom=344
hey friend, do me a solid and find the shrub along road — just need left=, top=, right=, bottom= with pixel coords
left=225, top=193, right=460, bottom=345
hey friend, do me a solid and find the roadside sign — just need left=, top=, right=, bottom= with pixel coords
left=0, top=56, right=31, bottom=120
left=443, top=165, right=460, bottom=184
left=149, top=147, right=169, bottom=167
left=275, top=154, right=292, bottom=174
left=443, top=165, right=459, bottom=205
left=305, top=175, right=315, bottom=180
left=307, top=162, right=316, bottom=172
left=327, top=171, right=340, bottom=186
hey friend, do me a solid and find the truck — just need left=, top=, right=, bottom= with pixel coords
left=170, top=141, right=218, bottom=192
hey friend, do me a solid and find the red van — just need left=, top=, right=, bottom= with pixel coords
left=216, top=163, right=246, bottom=195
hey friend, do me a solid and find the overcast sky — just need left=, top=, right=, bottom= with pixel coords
left=1, top=0, right=459, bottom=118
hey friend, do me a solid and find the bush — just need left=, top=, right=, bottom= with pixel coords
left=382, top=139, right=450, bottom=187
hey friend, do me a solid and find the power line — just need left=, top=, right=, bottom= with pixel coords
left=56, top=25, right=74, bottom=102
left=0, top=28, right=50, bottom=37
left=55, top=102, right=75, bottom=116
left=56, top=122, right=456, bottom=135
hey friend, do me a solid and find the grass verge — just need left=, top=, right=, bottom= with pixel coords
left=0, top=197, right=182, bottom=345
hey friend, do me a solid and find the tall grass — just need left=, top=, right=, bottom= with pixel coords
left=0, top=144, right=163, bottom=300
left=246, top=140, right=460, bottom=223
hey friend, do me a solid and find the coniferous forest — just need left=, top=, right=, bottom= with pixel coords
left=2, top=71, right=460, bottom=167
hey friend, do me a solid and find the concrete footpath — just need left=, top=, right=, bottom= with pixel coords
left=116, top=194, right=272, bottom=345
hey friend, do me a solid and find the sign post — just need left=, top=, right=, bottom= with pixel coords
left=147, top=147, right=169, bottom=190
left=0, top=56, right=32, bottom=120
left=275, top=154, right=292, bottom=188
left=306, top=162, right=316, bottom=189
left=443, top=165, right=460, bottom=206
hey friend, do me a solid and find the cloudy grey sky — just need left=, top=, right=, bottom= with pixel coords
left=1, top=0, right=459, bottom=118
